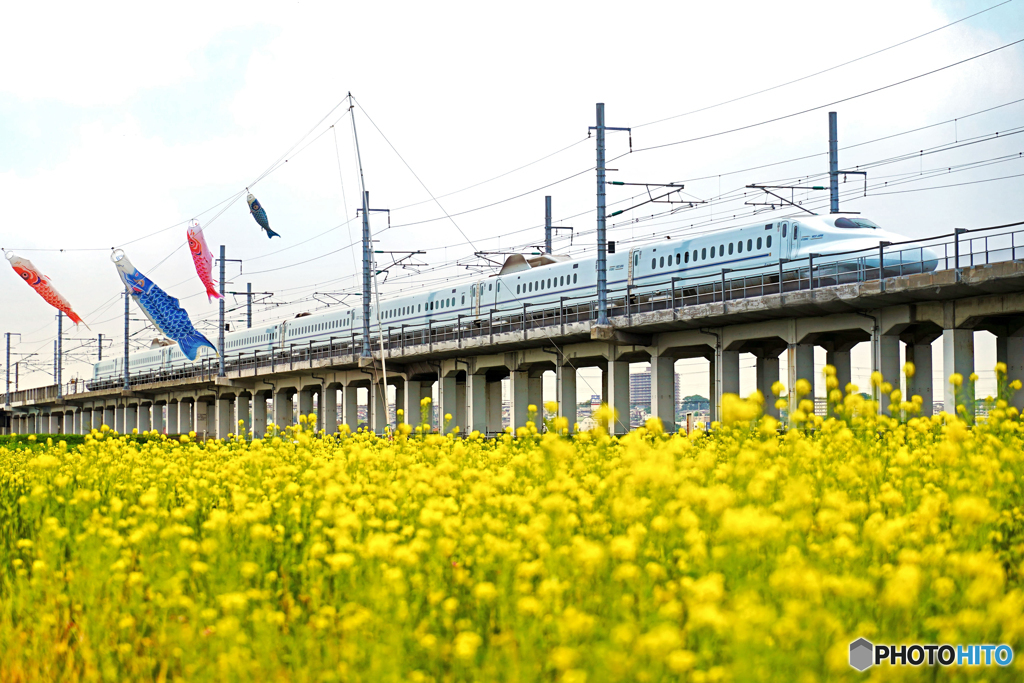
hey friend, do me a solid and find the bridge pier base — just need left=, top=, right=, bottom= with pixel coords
left=467, top=374, right=487, bottom=435
left=237, top=394, right=250, bottom=437
left=607, top=360, right=629, bottom=435
left=115, top=406, right=126, bottom=434
left=343, top=384, right=359, bottom=432
left=253, top=393, right=268, bottom=437
left=878, top=335, right=901, bottom=414
left=126, top=404, right=138, bottom=433
left=371, top=382, right=388, bottom=434
left=906, top=342, right=934, bottom=416
left=216, top=397, right=232, bottom=439
left=153, top=403, right=165, bottom=434
left=298, top=389, right=314, bottom=424
left=996, top=332, right=1024, bottom=412
left=787, top=343, right=814, bottom=421
left=487, top=379, right=503, bottom=434
left=510, top=370, right=530, bottom=431
left=48, top=412, right=59, bottom=434
left=195, top=400, right=210, bottom=438
left=755, top=353, right=781, bottom=419
left=943, top=328, right=975, bottom=417
left=557, top=363, right=576, bottom=434
left=321, top=386, right=336, bottom=434
left=650, top=356, right=675, bottom=431
left=440, top=375, right=458, bottom=433
left=403, top=380, right=422, bottom=429
left=167, top=401, right=178, bottom=434
left=139, top=403, right=151, bottom=433
left=274, top=390, right=293, bottom=429
left=179, top=400, right=194, bottom=434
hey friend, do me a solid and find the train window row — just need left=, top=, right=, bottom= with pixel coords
left=515, top=273, right=578, bottom=295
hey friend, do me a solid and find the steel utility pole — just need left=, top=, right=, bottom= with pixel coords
left=123, top=286, right=130, bottom=391
left=545, top=196, right=552, bottom=254
left=590, top=103, right=630, bottom=326
left=829, top=112, right=839, bottom=214
left=349, top=93, right=373, bottom=360
left=246, top=283, right=252, bottom=328
left=56, top=311, right=63, bottom=398
left=5, top=332, right=20, bottom=405
left=219, top=245, right=226, bottom=377
left=98, top=333, right=103, bottom=361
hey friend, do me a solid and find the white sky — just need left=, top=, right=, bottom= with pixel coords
left=2, top=0, right=1023, bottom=404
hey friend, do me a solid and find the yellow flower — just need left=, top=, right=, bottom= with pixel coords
left=771, top=381, right=785, bottom=396
left=544, top=401, right=558, bottom=414
left=871, top=371, right=883, bottom=388
left=969, top=372, right=979, bottom=383
left=950, top=373, right=963, bottom=388
left=995, top=362, right=1007, bottom=376
left=794, top=379, right=811, bottom=397
left=903, top=361, right=915, bottom=378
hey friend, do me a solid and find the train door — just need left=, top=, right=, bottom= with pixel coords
left=628, top=248, right=642, bottom=286
left=779, top=221, right=793, bottom=261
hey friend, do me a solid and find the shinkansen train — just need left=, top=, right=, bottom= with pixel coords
left=89, top=214, right=939, bottom=387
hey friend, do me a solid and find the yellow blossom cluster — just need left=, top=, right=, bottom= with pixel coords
left=2, top=378, right=1024, bottom=681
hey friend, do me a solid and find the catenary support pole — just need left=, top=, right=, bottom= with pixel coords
left=56, top=311, right=62, bottom=398
left=219, top=245, right=226, bottom=377
left=545, top=195, right=552, bottom=254
left=349, top=92, right=372, bottom=360
left=246, top=282, right=252, bottom=329
left=98, top=333, right=103, bottom=361
left=595, top=103, right=608, bottom=325
left=829, top=111, right=839, bottom=214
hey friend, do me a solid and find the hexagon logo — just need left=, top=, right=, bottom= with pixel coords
left=850, top=638, right=874, bottom=671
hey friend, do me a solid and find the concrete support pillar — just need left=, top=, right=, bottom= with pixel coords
left=195, top=400, right=210, bottom=437
left=527, top=376, right=543, bottom=414
left=253, top=395, right=267, bottom=437
left=650, top=356, right=676, bottom=431
left=467, top=374, right=488, bottom=434
left=420, top=382, right=434, bottom=430
left=439, top=375, right=458, bottom=433
left=707, top=355, right=717, bottom=424
left=153, top=404, right=165, bottom=434
left=606, top=360, right=630, bottom=435
left=48, top=413, right=60, bottom=434
left=456, top=381, right=467, bottom=433
left=825, top=349, right=853, bottom=396
left=167, top=402, right=178, bottom=434
left=510, top=370, right=530, bottom=430
left=92, top=408, right=103, bottom=430
left=787, top=343, right=814, bottom=419
left=274, top=390, right=292, bottom=428
left=216, top=397, right=232, bottom=439
left=343, top=385, right=359, bottom=431
left=115, top=406, right=126, bottom=433
left=905, top=342, right=934, bottom=417
left=236, top=395, right=250, bottom=437
left=123, top=404, right=136, bottom=433
left=756, top=354, right=781, bottom=419
left=404, top=380, right=422, bottom=428
left=996, top=333, right=1024, bottom=412
left=104, top=405, right=116, bottom=429
left=179, top=401, right=194, bottom=434
left=139, top=404, right=151, bottom=432
left=298, top=389, right=314, bottom=424
left=943, top=328, right=975, bottom=417
left=487, top=380, right=503, bottom=433
left=557, top=363, right=577, bottom=433
left=370, top=382, right=388, bottom=434
left=322, top=389, right=336, bottom=434
left=878, top=335, right=901, bottom=414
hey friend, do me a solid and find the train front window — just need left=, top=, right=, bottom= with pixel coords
left=834, top=217, right=881, bottom=229
left=782, top=224, right=787, bottom=238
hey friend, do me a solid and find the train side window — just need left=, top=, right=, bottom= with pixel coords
left=684, top=252, right=689, bottom=263
left=517, top=285, right=520, bottom=294
left=793, top=226, right=798, bottom=241
left=573, top=274, right=577, bottom=284
left=729, top=243, right=734, bottom=255
left=747, top=239, right=752, bottom=251
left=701, top=247, right=706, bottom=260
left=528, top=282, right=532, bottom=292
left=547, top=278, right=551, bottom=288
left=757, top=237, right=762, bottom=249
left=767, top=236, right=772, bottom=248
left=461, top=295, right=465, bottom=304
left=560, top=276, right=564, bottom=286
left=418, top=304, right=421, bottom=312
left=497, top=282, right=500, bottom=292
left=676, top=253, right=680, bottom=265
left=693, top=250, right=697, bottom=262
left=658, top=256, right=663, bottom=268
left=782, top=224, right=787, bottom=238
left=634, top=253, right=639, bottom=266
left=651, top=258, right=656, bottom=269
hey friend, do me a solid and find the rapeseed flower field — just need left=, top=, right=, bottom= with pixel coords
left=2, top=365, right=1023, bottom=682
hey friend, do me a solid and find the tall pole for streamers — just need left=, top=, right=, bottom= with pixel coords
left=123, top=287, right=130, bottom=391
left=349, top=93, right=372, bottom=360
left=56, top=311, right=63, bottom=398
left=589, top=103, right=630, bottom=327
